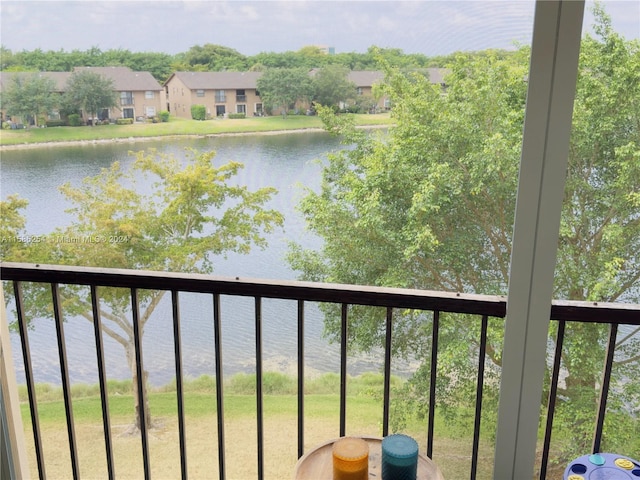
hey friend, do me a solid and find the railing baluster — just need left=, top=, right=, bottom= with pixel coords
left=340, top=303, right=348, bottom=437
left=427, top=310, right=440, bottom=459
left=470, top=315, right=488, bottom=480
left=383, top=307, right=393, bottom=437
left=540, top=320, right=565, bottom=480
left=171, top=290, right=188, bottom=479
left=90, top=285, right=115, bottom=480
left=6, top=263, right=638, bottom=480
left=255, top=297, right=264, bottom=480
left=130, top=288, right=150, bottom=480
left=297, top=300, right=305, bottom=459
left=213, top=293, right=226, bottom=480
left=592, top=323, right=618, bottom=453
left=51, top=283, right=80, bottom=479
left=13, top=280, right=46, bottom=480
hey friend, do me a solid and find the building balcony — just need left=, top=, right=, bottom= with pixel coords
left=1, top=262, right=638, bottom=479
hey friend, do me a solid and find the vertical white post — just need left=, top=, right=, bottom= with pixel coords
left=494, top=1, right=584, bottom=479
left=0, top=285, right=29, bottom=479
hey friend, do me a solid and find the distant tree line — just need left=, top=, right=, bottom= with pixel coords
left=0, top=43, right=484, bottom=82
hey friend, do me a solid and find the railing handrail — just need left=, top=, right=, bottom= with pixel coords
left=550, top=299, right=640, bottom=323
left=0, top=262, right=507, bottom=317
left=4, top=262, right=639, bottom=324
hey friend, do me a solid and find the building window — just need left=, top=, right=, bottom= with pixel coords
left=145, top=91, right=155, bottom=99
left=236, top=89, right=246, bottom=102
left=357, top=87, right=363, bottom=96
left=123, top=108, right=134, bottom=119
left=237, top=104, right=246, bottom=114
left=120, top=92, right=134, bottom=106
left=215, top=90, right=226, bottom=102
left=146, top=107, right=156, bottom=117
left=196, top=89, right=205, bottom=97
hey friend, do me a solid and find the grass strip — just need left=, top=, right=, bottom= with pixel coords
left=0, top=114, right=392, bottom=146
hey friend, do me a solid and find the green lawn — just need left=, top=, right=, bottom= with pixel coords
left=15, top=373, right=497, bottom=479
left=0, top=113, right=392, bottom=146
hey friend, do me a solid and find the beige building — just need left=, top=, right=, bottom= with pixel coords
left=164, top=71, right=264, bottom=119
left=74, top=66, right=164, bottom=121
left=0, top=66, right=164, bottom=124
left=164, top=69, right=451, bottom=118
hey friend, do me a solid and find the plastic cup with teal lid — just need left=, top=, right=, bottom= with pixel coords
left=381, top=434, right=419, bottom=480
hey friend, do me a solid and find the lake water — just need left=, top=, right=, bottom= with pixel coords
left=2, top=131, right=407, bottom=387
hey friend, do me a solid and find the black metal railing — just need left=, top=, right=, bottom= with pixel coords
left=539, top=300, right=640, bottom=479
left=1, top=262, right=638, bottom=480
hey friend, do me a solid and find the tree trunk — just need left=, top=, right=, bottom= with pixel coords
left=125, top=343, right=151, bottom=431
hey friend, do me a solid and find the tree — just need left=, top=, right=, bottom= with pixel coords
left=0, top=73, right=57, bottom=126
left=183, top=43, right=248, bottom=71
left=0, top=195, right=30, bottom=262
left=311, top=65, right=357, bottom=110
left=288, top=8, right=640, bottom=462
left=4, top=148, right=284, bottom=430
left=62, top=70, right=117, bottom=125
left=256, top=67, right=314, bottom=116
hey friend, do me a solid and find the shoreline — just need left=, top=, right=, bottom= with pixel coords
left=0, top=124, right=389, bottom=151
left=0, top=127, right=329, bottom=151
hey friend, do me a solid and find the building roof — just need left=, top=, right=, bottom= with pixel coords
left=73, top=66, right=163, bottom=91
left=166, top=71, right=264, bottom=90
left=347, top=71, right=385, bottom=87
left=0, top=67, right=162, bottom=93
left=0, top=71, right=71, bottom=92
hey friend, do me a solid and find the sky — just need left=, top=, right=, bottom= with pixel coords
left=1, top=1, right=638, bottom=58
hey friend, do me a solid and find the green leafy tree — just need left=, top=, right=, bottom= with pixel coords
left=183, top=43, right=248, bottom=71
left=62, top=70, right=117, bottom=125
left=0, top=73, right=57, bottom=126
left=311, top=65, right=357, bottom=110
left=256, top=67, right=313, bottom=116
left=288, top=7, right=640, bottom=463
left=4, top=148, right=284, bottom=430
left=0, top=195, right=30, bottom=262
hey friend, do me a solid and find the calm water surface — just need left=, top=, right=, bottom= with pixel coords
left=2, top=132, right=400, bottom=386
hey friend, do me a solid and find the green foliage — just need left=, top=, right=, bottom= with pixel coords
left=0, top=73, right=57, bottom=126
left=311, top=64, right=357, bottom=108
left=63, top=70, right=117, bottom=124
left=0, top=194, right=29, bottom=261
left=6, top=148, right=284, bottom=428
left=256, top=68, right=314, bottom=116
left=45, top=119, right=66, bottom=127
left=115, top=118, right=133, bottom=125
left=288, top=7, right=640, bottom=465
left=228, top=113, right=246, bottom=119
left=190, top=104, right=206, bottom=121
left=158, top=110, right=170, bottom=122
left=67, top=113, right=82, bottom=126
left=181, top=43, right=248, bottom=71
